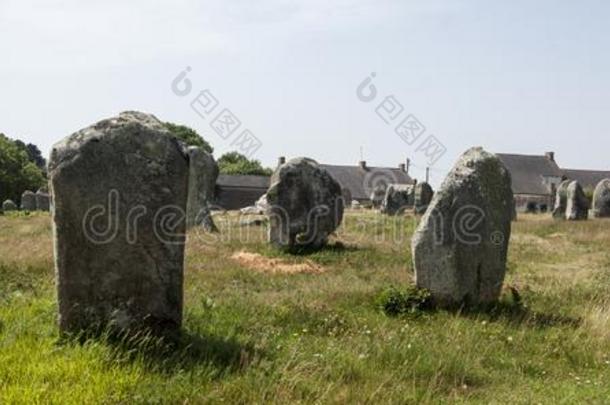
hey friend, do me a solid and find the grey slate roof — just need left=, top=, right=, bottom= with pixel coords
left=215, top=174, right=270, bottom=210
left=562, top=169, right=610, bottom=190
left=214, top=164, right=414, bottom=205
left=496, top=153, right=563, bottom=196
left=319, top=164, right=414, bottom=201
left=216, top=174, right=270, bottom=189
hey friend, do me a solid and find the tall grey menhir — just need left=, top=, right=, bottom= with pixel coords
left=48, top=111, right=189, bottom=336
left=412, top=147, right=513, bottom=307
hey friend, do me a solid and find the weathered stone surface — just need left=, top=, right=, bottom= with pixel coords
left=20, top=191, right=36, bottom=211
left=341, top=187, right=352, bottom=206
left=256, top=194, right=270, bottom=211
left=511, top=198, right=517, bottom=221
left=414, top=182, right=434, bottom=214
left=2, top=200, right=17, bottom=211
left=380, top=184, right=414, bottom=215
left=412, top=147, right=513, bottom=307
left=369, top=185, right=386, bottom=208
left=566, top=181, right=589, bottom=220
left=240, top=194, right=269, bottom=215
left=48, top=111, right=189, bottom=336
left=240, top=205, right=263, bottom=215
left=592, top=179, right=610, bottom=218
left=552, top=180, right=571, bottom=219
left=240, top=217, right=267, bottom=227
left=197, top=205, right=219, bottom=233
left=36, top=189, right=51, bottom=211
left=186, top=146, right=218, bottom=230
left=266, top=157, right=344, bottom=250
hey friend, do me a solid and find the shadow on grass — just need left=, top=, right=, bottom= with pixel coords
left=377, top=286, right=582, bottom=329
left=281, top=241, right=360, bottom=257
left=385, top=302, right=582, bottom=329
left=459, top=287, right=582, bottom=328
left=459, top=301, right=582, bottom=329
left=63, top=328, right=261, bottom=376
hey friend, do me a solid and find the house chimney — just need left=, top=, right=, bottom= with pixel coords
left=359, top=161, right=367, bottom=169
left=398, top=163, right=406, bottom=172
left=278, top=156, right=286, bottom=165
left=545, top=152, right=555, bottom=162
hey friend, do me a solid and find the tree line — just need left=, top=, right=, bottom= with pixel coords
left=0, top=122, right=272, bottom=205
left=0, top=134, right=46, bottom=204
left=164, top=122, right=273, bottom=176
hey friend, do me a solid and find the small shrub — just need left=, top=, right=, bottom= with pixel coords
left=376, top=286, right=433, bottom=317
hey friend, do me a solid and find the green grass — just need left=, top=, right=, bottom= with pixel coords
left=0, top=212, right=609, bottom=403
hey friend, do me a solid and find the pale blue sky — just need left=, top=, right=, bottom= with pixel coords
left=1, top=0, right=608, bottom=184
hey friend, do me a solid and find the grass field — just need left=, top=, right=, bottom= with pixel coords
left=0, top=211, right=609, bottom=404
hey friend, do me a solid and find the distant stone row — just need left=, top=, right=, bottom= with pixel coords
left=378, top=182, right=434, bottom=215
left=552, top=179, right=610, bottom=220
left=45, top=111, right=515, bottom=339
left=2, top=189, right=51, bottom=213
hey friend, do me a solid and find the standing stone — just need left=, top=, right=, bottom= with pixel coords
left=20, top=191, right=36, bottom=211
left=370, top=185, right=387, bottom=208
left=525, top=202, right=538, bottom=213
left=240, top=205, right=262, bottom=215
left=240, top=194, right=271, bottom=216
left=186, top=146, right=219, bottom=231
left=341, top=187, right=353, bottom=207
left=255, top=193, right=270, bottom=212
left=266, top=157, right=344, bottom=251
left=2, top=200, right=17, bottom=212
left=412, top=147, right=513, bottom=307
left=48, top=111, right=189, bottom=336
left=380, top=184, right=414, bottom=215
left=592, top=179, right=610, bottom=218
left=414, top=182, right=434, bottom=214
left=511, top=198, right=517, bottom=221
left=36, top=189, right=51, bottom=211
left=566, top=181, right=589, bottom=220
left=552, top=180, right=571, bottom=219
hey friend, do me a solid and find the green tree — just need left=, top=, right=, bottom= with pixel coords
left=163, top=122, right=213, bottom=153
left=0, top=134, right=46, bottom=204
left=217, top=152, right=273, bottom=176
left=14, top=139, right=46, bottom=170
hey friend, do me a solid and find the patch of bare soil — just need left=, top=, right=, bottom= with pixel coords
left=231, top=251, right=325, bottom=275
